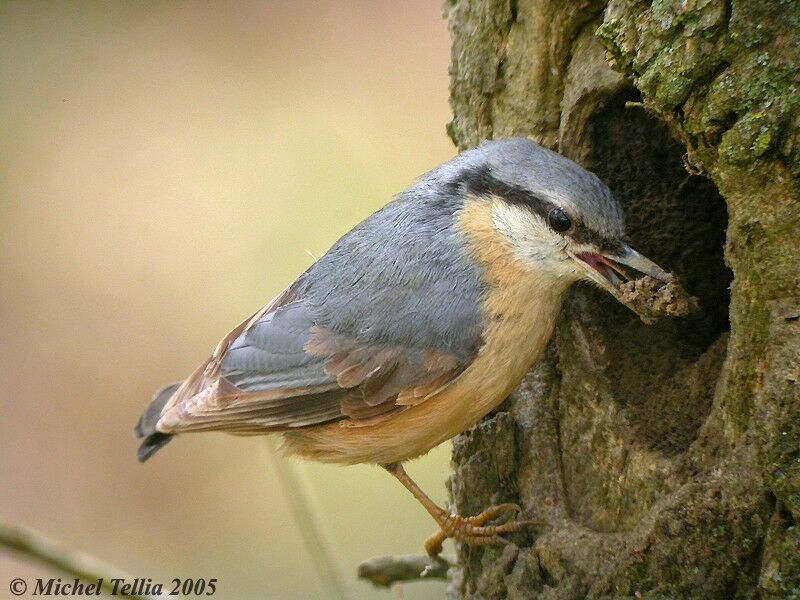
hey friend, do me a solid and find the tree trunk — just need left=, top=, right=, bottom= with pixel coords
left=444, top=1, right=799, bottom=598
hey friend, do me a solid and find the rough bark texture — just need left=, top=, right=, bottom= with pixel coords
left=445, top=1, right=799, bottom=598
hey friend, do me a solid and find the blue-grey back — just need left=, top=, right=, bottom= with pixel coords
left=296, top=176, right=485, bottom=360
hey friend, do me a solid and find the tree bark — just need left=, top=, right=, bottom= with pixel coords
left=444, top=1, right=799, bottom=598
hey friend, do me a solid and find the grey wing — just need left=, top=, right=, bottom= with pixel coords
left=154, top=292, right=346, bottom=434
left=154, top=294, right=474, bottom=434
left=151, top=183, right=486, bottom=435
left=221, top=300, right=333, bottom=393
left=215, top=285, right=475, bottom=426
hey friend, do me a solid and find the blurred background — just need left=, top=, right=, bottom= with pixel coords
left=0, top=2, right=456, bottom=598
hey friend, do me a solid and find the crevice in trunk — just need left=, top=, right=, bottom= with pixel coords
left=582, top=89, right=732, bottom=457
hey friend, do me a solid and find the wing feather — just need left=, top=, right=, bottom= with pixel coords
left=149, top=190, right=485, bottom=437
left=153, top=303, right=470, bottom=436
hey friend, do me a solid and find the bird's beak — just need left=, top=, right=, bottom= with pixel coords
left=570, top=243, right=671, bottom=307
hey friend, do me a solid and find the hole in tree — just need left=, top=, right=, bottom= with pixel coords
left=582, top=89, right=732, bottom=456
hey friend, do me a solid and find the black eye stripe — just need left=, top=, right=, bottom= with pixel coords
left=571, top=223, right=613, bottom=248
left=454, top=164, right=621, bottom=248
left=454, top=164, right=554, bottom=222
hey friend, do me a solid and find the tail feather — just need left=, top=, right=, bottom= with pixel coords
left=137, top=431, right=173, bottom=462
left=135, top=381, right=182, bottom=462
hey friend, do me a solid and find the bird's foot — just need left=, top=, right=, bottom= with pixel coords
left=424, top=503, right=541, bottom=559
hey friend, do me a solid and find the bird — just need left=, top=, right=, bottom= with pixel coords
left=135, top=137, right=670, bottom=558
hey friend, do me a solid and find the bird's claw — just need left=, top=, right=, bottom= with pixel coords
left=424, top=503, right=542, bottom=558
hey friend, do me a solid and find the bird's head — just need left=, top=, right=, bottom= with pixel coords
left=453, top=138, right=670, bottom=308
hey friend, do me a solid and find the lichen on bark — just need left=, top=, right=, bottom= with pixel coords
left=445, top=1, right=799, bottom=598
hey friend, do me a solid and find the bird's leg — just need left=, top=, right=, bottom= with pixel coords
left=383, top=462, right=539, bottom=559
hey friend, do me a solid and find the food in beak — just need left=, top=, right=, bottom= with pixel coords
left=575, top=250, right=698, bottom=324
left=617, top=276, right=699, bottom=324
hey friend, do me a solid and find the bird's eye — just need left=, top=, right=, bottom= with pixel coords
left=547, top=207, right=572, bottom=233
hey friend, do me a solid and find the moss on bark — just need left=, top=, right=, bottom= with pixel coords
left=446, top=1, right=799, bottom=598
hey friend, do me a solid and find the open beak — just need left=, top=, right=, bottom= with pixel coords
left=570, top=243, right=671, bottom=306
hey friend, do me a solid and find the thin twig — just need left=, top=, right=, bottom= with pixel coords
left=0, top=521, right=164, bottom=600
left=266, top=440, right=350, bottom=600
left=357, top=554, right=453, bottom=588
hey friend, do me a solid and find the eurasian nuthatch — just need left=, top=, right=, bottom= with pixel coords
left=136, top=138, right=672, bottom=556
